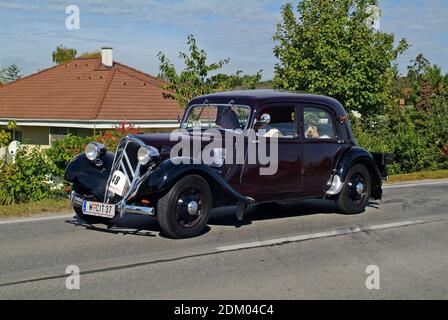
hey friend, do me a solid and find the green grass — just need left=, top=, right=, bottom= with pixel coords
left=388, top=169, right=448, bottom=183
left=0, top=197, right=72, bottom=218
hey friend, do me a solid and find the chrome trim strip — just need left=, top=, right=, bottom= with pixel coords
left=120, top=204, right=154, bottom=216
left=104, top=136, right=147, bottom=203
left=123, top=151, right=135, bottom=177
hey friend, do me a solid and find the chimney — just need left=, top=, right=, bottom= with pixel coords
left=101, top=47, right=113, bottom=67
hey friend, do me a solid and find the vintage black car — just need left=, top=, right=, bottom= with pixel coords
left=65, top=90, right=390, bottom=238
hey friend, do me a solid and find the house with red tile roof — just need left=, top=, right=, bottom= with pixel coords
left=0, top=48, right=182, bottom=147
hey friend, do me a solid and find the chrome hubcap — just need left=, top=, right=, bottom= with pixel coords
left=355, top=182, right=364, bottom=195
left=187, top=200, right=199, bottom=216
left=347, top=172, right=368, bottom=206
left=176, top=188, right=204, bottom=228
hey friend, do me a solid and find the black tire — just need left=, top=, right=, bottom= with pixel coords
left=74, top=207, right=112, bottom=225
left=157, top=175, right=212, bottom=239
left=336, top=164, right=371, bottom=214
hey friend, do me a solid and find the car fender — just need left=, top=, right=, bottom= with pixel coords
left=64, top=152, right=115, bottom=200
left=331, top=146, right=383, bottom=200
left=143, top=157, right=253, bottom=205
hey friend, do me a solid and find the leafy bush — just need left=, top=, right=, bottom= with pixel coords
left=94, top=122, right=141, bottom=151
left=389, top=119, right=440, bottom=174
left=45, top=122, right=142, bottom=175
left=46, top=134, right=90, bottom=176
left=0, top=146, right=61, bottom=205
left=352, top=99, right=448, bottom=175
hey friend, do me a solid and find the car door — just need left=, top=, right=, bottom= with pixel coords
left=300, top=104, right=343, bottom=197
left=240, top=103, right=302, bottom=201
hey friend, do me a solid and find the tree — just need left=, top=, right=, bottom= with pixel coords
left=157, top=34, right=262, bottom=108
left=406, top=54, right=448, bottom=109
left=52, top=45, right=77, bottom=64
left=78, top=51, right=101, bottom=59
left=3, top=64, right=22, bottom=82
left=407, top=53, right=430, bottom=82
left=273, top=0, right=408, bottom=115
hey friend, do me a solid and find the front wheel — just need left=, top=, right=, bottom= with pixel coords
left=336, top=164, right=371, bottom=214
left=157, top=175, right=212, bottom=239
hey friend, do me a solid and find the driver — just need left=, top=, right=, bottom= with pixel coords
left=216, top=106, right=241, bottom=130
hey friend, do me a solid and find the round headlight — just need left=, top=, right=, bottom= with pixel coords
left=137, top=146, right=160, bottom=166
left=85, top=142, right=105, bottom=161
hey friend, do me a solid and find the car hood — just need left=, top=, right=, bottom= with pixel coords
left=133, top=132, right=176, bottom=148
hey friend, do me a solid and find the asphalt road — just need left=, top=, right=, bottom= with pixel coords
left=0, top=180, right=447, bottom=299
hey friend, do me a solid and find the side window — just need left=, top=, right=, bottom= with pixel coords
left=303, top=107, right=336, bottom=140
left=256, top=105, right=296, bottom=138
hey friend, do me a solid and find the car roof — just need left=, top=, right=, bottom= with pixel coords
left=188, top=89, right=347, bottom=116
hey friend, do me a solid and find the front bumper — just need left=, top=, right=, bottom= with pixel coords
left=70, top=191, right=155, bottom=217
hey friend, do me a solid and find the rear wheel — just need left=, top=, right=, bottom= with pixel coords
left=336, top=164, right=371, bottom=214
left=157, top=175, right=212, bottom=239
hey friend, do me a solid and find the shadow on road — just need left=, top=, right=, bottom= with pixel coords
left=65, top=198, right=375, bottom=237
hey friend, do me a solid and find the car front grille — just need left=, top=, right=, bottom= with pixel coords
left=104, top=137, right=145, bottom=204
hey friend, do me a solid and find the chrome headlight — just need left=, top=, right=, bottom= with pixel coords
left=85, top=142, right=105, bottom=161
left=137, top=145, right=160, bottom=166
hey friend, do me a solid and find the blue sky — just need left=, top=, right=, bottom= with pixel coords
left=0, top=0, right=447, bottom=80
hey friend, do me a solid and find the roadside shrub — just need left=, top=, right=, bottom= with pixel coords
left=0, top=146, right=61, bottom=205
left=46, top=122, right=142, bottom=176
left=351, top=113, right=394, bottom=153
left=389, top=119, right=440, bottom=174
left=46, top=134, right=90, bottom=176
left=94, top=122, right=141, bottom=151
left=351, top=107, right=445, bottom=175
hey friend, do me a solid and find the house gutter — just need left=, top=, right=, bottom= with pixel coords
left=0, top=118, right=180, bottom=129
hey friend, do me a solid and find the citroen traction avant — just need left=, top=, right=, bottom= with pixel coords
left=65, top=90, right=390, bottom=238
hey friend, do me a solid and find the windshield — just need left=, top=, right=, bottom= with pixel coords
left=182, top=104, right=251, bottom=131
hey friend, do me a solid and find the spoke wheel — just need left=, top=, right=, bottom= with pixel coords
left=347, top=173, right=368, bottom=206
left=175, top=187, right=205, bottom=228
left=157, top=175, right=212, bottom=238
left=336, top=164, right=371, bottom=214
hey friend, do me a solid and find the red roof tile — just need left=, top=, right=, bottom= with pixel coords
left=0, top=58, right=182, bottom=121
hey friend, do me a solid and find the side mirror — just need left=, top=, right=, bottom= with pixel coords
left=256, top=113, right=271, bottom=127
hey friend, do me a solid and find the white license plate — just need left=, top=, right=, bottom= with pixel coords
left=82, top=200, right=115, bottom=218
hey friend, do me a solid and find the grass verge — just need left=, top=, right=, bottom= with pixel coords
left=388, top=169, right=448, bottom=183
left=0, top=197, right=72, bottom=218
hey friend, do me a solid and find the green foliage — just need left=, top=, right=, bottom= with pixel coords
left=2, top=64, right=22, bottom=83
left=0, top=129, right=11, bottom=147
left=0, top=146, right=61, bottom=205
left=52, top=45, right=77, bottom=64
left=352, top=96, right=448, bottom=174
left=273, top=0, right=408, bottom=115
left=78, top=51, right=102, bottom=59
left=0, top=67, right=6, bottom=84
left=0, top=121, right=17, bottom=147
left=45, top=134, right=91, bottom=176
left=45, top=122, right=141, bottom=175
left=157, top=34, right=262, bottom=108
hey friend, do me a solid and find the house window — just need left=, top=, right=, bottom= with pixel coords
left=49, top=127, right=69, bottom=145
left=13, top=130, right=23, bottom=142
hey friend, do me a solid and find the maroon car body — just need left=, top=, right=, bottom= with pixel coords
left=66, top=90, right=389, bottom=238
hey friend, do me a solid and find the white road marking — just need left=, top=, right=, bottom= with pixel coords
left=384, top=180, right=448, bottom=189
left=0, top=214, right=74, bottom=225
left=216, top=217, right=447, bottom=252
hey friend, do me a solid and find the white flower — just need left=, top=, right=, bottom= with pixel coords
left=351, top=110, right=362, bottom=119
